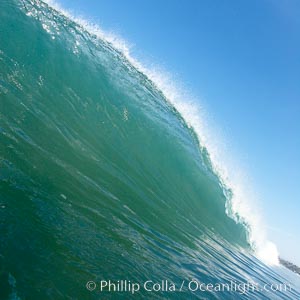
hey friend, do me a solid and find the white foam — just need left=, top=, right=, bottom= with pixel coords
left=37, top=0, right=279, bottom=265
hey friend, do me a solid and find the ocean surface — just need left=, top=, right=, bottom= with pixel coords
left=0, top=0, right=299, bottom=299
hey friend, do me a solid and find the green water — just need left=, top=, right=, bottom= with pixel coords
left=0, top=0, right=299, bottom=299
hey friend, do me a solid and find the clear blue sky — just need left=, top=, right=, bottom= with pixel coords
left=56, top=0, right=300, bottom=265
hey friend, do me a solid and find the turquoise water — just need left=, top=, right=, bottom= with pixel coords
left=0, top=0, right=299, bottom=299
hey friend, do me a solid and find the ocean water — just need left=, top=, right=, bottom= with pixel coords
left=0, top=0, right=299, bottom=299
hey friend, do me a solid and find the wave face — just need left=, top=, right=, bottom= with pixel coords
left=0, top=0, right=299, bottom=299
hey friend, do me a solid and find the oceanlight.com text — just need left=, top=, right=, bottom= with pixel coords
left=86, top=279, right=292, bottom=295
